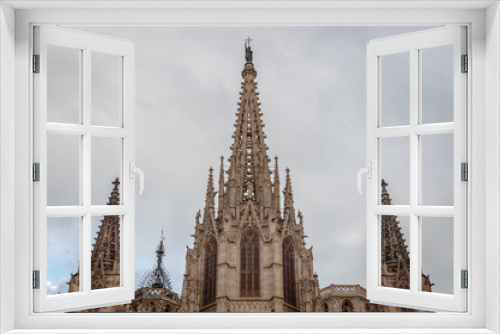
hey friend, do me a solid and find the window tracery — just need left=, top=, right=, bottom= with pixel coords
left=240, top=229, right=260, bottom=297
left=202, top=237, right=217, bottom=306
left=282, top=237, right=297, bottom=306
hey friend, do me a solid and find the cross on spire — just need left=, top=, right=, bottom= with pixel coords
left=245, top=37, right=253, bottom=48
left=245, top=37, right=254, bottom=63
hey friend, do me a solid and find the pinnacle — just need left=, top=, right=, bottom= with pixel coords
left=205, top=168, right=215, bottom=198
left=285, top=168, right=292, bottom=192
left=274, top=157, right=280, bottom=182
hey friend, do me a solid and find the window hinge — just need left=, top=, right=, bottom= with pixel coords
left=33, top=163, right=40, bottom=182
left=461, top=162, right=468, bottom=181
left=461, top=54, right=468, bottom=73
left=33, top=270, right=40, bottom=289
left=461, top=270, right=468, bottom=289
left=33, top=54, right=40, bottom=73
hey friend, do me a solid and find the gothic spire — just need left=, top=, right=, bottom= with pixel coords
left=226, top=40, right=272, bottom=206
left=139, top=230, right=173, bottom=290
left=90, top=178, right=121, bottom=289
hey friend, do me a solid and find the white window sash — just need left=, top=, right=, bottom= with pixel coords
left=33, top=25, right=136, bottom=313
left=366, top=26, right=468, bottom=312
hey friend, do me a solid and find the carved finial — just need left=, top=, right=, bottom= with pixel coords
left=112, top=177, right=120, bottom=189
left=381, top=179, right=391, bottom=205
left=245, top=37, right=253, bottom=63
left=381, top=179, right=388, bottom=193
left=107, top=177, right=120, bottom=205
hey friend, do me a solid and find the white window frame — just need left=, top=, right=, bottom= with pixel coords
left=1, top=1, right=499, bottom=333
left=33, top=25, right=136, bottom=312
left=366, top=26, right=467, bottom=312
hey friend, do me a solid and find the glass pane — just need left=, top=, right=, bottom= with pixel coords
left=91, top=52, right=122, bottom=127
left=47, top=217, right=80, bottom=294
left=421, top=45, right=454, bottom=124
left=91, top=137, right=122, bottom=205
left=380, top=52, right=410, bottom=127
left=421, top=134, right=454, bottom=206
left=91, top=215, right=121, bottom=290
left=380, top=136, right=410, bottom=205
left=380, top=215, right=410, bottom=290
left=47, top=45, right=81, bottom=124
left=47, top=134, right=80, bottom=206
left=421, top=217, right=453, bottom=294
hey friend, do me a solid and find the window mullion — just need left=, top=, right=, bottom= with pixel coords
left=409, top=47, right=420, bottom=294
left=82, top=48, right=92, bottom=294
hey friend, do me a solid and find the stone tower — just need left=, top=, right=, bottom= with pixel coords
left=130, top=233, right=179, bottom=312
left=178, top=40, right=318, bottom=312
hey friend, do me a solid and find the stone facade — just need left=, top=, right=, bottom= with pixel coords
left=177, top=42, right=434, bottom=313
left=177, top=41, right=318, bottom=313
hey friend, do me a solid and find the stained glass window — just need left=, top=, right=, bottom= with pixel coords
left=240, top=229, right=260, bottom=297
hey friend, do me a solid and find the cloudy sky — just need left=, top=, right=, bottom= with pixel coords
left=46, top=26, right=455, bottom=303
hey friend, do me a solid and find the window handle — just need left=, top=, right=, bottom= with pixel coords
left=129, top=161, right=145, bottom=195
left=357, top=161, right=372, bottom=195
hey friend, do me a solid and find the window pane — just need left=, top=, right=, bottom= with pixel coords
left=91, top=137, right=122, bottom=205
left=47, top=217, right=80, bottom=294
left=380, top=136, right=410, bottom=205
left=380, top=215, right=410, bottom=290
left=380, top=52, right=410, bottom=127
left=47, top=45, right=81, bottom=124
left=91, top=52, right=122, bottom=127
left=421, top=133, right=454, bottom=206
left=91, top=215, right=121, bottom=290
left=421, top=217, right=453, bottom=294
left=47, top=134, right=80, bottom=206
left=421, top=45, right=454, bottom=124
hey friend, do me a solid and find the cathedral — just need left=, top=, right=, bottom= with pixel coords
left=67, top=41, right=433, bottom=313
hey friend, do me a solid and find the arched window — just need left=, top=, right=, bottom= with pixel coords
left=342, top=299, right=354, bottom=312
left=202, top=237, right=217, bottom=306
left=240, top=229, right=260, bottom=297
left=282, top=237, right=297, bottom=306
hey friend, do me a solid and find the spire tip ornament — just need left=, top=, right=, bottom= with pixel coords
left=245, top=37, right=253, bottom=63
